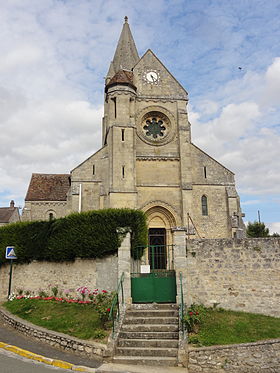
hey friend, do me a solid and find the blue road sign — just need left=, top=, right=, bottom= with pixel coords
left=5, top=246, right=17, bottom=260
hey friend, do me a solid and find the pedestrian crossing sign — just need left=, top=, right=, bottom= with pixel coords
left=5, top=246, right=17, bottom=260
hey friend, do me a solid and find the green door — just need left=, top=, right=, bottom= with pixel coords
left=131, top=229, right=177, bottom=303
left=131, top=270, right=176, bottom=303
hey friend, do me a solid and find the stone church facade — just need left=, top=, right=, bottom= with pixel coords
left=23, top=17, right=245, bottom=240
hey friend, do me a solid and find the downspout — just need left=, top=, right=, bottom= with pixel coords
left=78, top=183, right=82, bottom=213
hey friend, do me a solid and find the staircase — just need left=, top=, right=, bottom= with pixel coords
left=113, top=303, right=179, bottom=367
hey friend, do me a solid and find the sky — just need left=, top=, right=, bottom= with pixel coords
left=0, top=0, right=279, bottom=233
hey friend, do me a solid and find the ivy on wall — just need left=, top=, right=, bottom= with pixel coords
left=0, top=209, right=147, bottom=264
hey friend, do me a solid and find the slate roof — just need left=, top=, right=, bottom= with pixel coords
left=107, top=16, right=139, bottom=78
left=25, top=173, right=71, bottom=201
left=108, top=69, right=134, bottom=85
left=106, top=69, right=136, bottom=93
left=0, top=207, right=17, bottom=223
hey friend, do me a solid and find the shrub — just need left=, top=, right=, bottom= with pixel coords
left=0, top=208, right=147, bottom=264
left=184, top=304, right=206, bottom=333
left=94, top=291, right=115, bottom=327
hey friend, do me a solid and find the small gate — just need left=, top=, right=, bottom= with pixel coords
left=131, top=244, right=177, bottom=303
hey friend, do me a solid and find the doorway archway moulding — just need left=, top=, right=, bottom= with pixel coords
left=140, top=200, right=181, bottom=228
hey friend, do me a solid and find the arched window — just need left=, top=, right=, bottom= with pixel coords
left=201, top=195, right=208, bottom=216
left=46, top=210, right=56, bottom=221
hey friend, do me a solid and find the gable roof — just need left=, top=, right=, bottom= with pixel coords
left=135, top=49, right=188, bottom=97
left=25, top=173, right=71, bottom=201
left=191, top=143, right=234, bottom=175
left=0, top=207, right=17, bottom=223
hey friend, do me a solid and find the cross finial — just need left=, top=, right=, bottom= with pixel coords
left=124, top=16, right=128, bottom=23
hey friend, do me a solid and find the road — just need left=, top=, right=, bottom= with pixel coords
left=0, top=348, right=70, bottom=373
left=0, top=322, right=100, bottom=368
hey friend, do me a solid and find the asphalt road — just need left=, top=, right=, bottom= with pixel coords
left=0, top=348, right=70, bottom=373
left=0, top=322, right=101, bottom=368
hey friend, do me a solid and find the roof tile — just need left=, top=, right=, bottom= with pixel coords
left=25, top=173, right=70, bottom=201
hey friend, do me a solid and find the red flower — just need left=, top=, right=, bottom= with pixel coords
left=189, top=311, right=193, bottom=316
left=196, top=312, right=199, bottom=315
left=102, top=290, right=108, bottom=293
left=107, top=308, right=111, bottom=312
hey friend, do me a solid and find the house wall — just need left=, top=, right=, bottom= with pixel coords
left=22, top=201, right=68, bottom=221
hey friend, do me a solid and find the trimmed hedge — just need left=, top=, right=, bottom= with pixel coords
left=0, top=209, right=147, bottom=264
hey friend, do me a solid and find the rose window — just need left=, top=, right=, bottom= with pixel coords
left=143, top=117, right=166, bottom=139
left=137, top=110, right=173, bottom=146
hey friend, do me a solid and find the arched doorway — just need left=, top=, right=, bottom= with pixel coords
left=145, top=204, right=178, bottom=271
left=131, top=204, right=178, bottom=303
left=148, top=228, right=166, bottom=270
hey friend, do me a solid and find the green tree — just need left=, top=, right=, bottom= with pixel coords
left=246, top=221, right=269, bottom=237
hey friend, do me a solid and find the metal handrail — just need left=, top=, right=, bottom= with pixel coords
left=109, top=272, right=124, bottom=337
left=179, top=271, right=186, bottom=336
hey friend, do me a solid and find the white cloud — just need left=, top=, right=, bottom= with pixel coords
left=262, top=57, right=280, bottom=107
left=191, top=58, right=280, bottom=197
left=241, top=200, right=261, bottom=206
left=267, top=222, right=280, bottom=235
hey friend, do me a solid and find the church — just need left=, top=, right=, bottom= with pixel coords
left=22, top=17, right=245, bottom=242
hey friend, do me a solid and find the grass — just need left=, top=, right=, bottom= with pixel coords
left=3, top=299, right=110, bottom=341
left=187, top=306, right=280, bottom=347
left=4, top=300, right=280, bottom=347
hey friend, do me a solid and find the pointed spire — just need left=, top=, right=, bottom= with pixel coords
left=107, top=17, right=139, bottom=78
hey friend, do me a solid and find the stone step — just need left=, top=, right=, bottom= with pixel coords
left=112, top=356, right=178, bottom=367
left=116, top=347, right=178, bottom=357
left=126, top=309, right=179, bottom=318
left=119, top=331, right=179, bottom=340
left=117, top=338, right=178, bottom=348
left=124, top=316, right=178, bottom=325
left=131, top=303, right=178, bottom=311
left=121, top=324, right=179, bottom=333
left=96, top=363, right=187, bottom=373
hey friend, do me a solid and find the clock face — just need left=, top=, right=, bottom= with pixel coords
left=146, top=71, right=158, bottom=82
left=144, top=71, right=159, bottom=84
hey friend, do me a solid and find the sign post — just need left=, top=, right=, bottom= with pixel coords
left=5, top=247, right=17, bottom=299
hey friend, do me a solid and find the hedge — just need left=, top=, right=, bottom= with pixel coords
left=0, top=209, right=147, bottom=264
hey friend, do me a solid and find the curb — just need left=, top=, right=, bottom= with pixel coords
left=0, top=341, right=96, bottom=372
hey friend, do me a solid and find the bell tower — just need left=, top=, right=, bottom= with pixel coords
left=103, top=17, right=139, bottom=208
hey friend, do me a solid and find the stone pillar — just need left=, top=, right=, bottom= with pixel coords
left=117, top=229, right=132, bottom=305
left=172, top=227, right=188, bottom=305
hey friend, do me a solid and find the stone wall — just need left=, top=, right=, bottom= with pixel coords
left=0, top=255, right=118, bottom=301
left=188, top=339, right=280, bottom=373
left=22, top=201, right=68, bottom=221
left=0, top=308, right=106, bottom=359
left=185, top=238, right=280, bottom=316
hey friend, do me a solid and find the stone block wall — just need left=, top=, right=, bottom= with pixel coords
left=185, top=238, right=280, bottom=316
left=0, top=308, right=106, bottom=359
left=0, top=255, right=118, bottom=301
left=188, top=339, right=280, bottom=373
